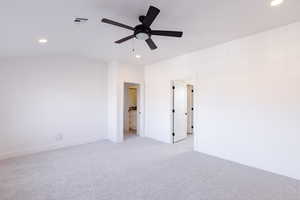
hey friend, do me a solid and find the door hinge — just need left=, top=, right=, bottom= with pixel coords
left=172, top=86, right=175, bottom=90
left=192, top=89, right=194, bottom=93
left=172, top=132, right=175, bottom=136
left=192, top=126, right=194, bottom=129
left=191, top=107, right=194, bottom=111
left=172, top=109, right=175, bottom=113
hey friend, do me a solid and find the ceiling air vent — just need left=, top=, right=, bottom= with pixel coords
left=74, top=18, right=88, bottom=24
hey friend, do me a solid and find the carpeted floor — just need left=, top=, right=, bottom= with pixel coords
left=0, top=136, right=299, bottom=200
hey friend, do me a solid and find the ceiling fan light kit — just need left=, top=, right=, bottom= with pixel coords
left=101, top=6, right=183, bottom=50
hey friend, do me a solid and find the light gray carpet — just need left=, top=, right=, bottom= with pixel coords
left=0, top=136, right=299, bottom=200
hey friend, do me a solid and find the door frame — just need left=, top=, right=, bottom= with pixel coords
left=171, top=80, right=195, bottom=144
left=122, top=82, right=144, bottom=140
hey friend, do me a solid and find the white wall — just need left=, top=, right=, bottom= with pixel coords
left=0, top=55, right=108, bottom=159
left=107, top=62, right=144, bottom=142
left=107, top=62, right=119, bottom=142
left=144, top=22, right=300, bottom=180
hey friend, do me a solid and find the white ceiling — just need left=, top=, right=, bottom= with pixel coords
left=1, top=0, right=300, bottom=65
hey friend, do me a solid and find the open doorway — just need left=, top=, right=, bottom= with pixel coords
left=123, top=83, right=141, bottom=139
left=172, top=80, right=194, bottom=144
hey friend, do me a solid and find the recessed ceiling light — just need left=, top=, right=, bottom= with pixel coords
left=38, top=38, right=48, bottom=44
left=271, top=0, right=284, bottom=7
left=135, top=54, right=141, bottom=59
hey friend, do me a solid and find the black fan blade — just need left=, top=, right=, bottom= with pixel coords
left=143, top=6, right=160, bottom=27
left=101, top=18, right=134, bottom=31
left=145, top=38, right=157, bottom=50
left=115, top=35, right=135, bottom=44
left=151, top=30, right=183, bottom=37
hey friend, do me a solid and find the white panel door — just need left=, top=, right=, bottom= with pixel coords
left=187, top=85, right=194, bottom=134
left=173, top=81, right=188, bottom=142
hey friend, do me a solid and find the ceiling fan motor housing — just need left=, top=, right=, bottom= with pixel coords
left=134, top=24, right=151, bottom=40
left=139, top=16, right=146, bottom=23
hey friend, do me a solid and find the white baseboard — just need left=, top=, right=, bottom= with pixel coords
left=194, top=147, right=300, bottom=181
left=0, top=137, right=105, bottom=161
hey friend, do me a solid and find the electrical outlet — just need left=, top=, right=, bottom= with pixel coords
left=56, top=133, right=63, bottom=141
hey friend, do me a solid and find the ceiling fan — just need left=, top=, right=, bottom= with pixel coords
left=101, top=6, right=183, bottom=50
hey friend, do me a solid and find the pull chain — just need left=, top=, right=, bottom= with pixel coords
left=132, top=38, right=135, bottom=55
